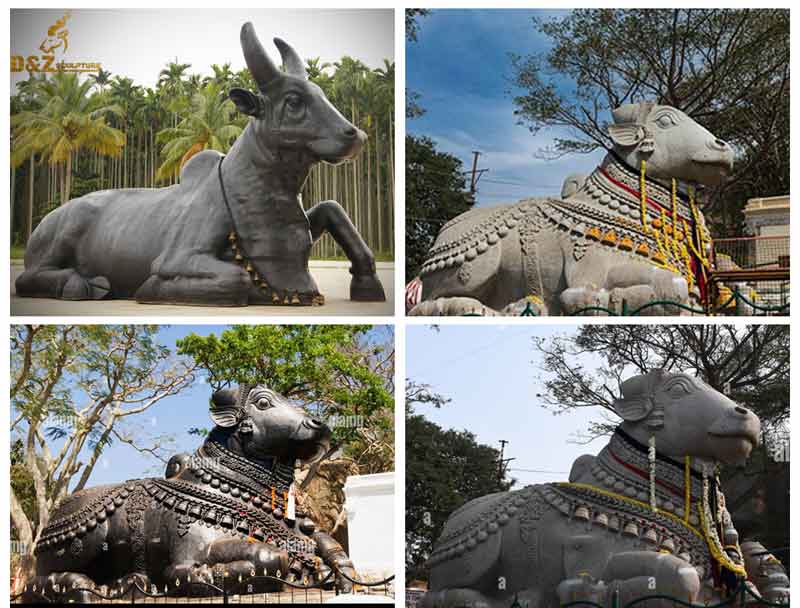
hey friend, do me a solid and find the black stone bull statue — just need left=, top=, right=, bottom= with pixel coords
left=16, top=23, right=385, bottom=306
left=25, top=384, right=357, bottom=602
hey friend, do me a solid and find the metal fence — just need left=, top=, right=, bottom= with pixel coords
left=405, top=581, right=788, bottom=608
left=512, top=286, right=789, bottom=317
left=713, top=236, right=789, bottom=271
left=11, top=567, right=394, bottom=605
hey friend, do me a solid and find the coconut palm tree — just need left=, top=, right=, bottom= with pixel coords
left=155, top=81, right=242, bottom=181
left=11, top=72, right=125, bottom=206
left=89, top=68, right=112, bottom=91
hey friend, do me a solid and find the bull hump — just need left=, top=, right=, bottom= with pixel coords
left=52, top=484, right=120, bottom=517
left=419, top=201, right=534, bottom=277
left=179, top=149, right=225, bottom=188
left=429, top=487, right=537, bottom=562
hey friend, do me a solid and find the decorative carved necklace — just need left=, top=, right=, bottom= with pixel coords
left=192, top=438, right=296, bottom=513
left=218, top=157, right=324, bottom=306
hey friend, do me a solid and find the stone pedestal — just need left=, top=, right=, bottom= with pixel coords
left=343, top=472, right=395, bottom=578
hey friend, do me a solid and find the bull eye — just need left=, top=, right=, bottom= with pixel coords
left=655, top=114, right=677, bottom=129
left=285, top=93, right=305, bottom=116
left=667, top=381, right=691, bottom=398
left=256, top=397, right=272, bottom=409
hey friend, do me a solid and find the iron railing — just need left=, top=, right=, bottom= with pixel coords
left=11, top=565, right=395, bottom=604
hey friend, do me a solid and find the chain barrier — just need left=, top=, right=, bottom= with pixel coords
left=11, top=561, right=395, bottom=604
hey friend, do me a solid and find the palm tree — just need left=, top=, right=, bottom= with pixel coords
left=155, top=82, right=242, bottom=181
left=11, top=72, right=125, bottom=206
left=305, top=57, right=331, bottom=81
left=157, top=60, right=192, bottom=96
left=206, top=63, right=235, bottom=93
left=89, top=68, right=112, bottom=91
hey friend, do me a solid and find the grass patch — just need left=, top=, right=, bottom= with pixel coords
left=11, top=244, right=25, bottom=260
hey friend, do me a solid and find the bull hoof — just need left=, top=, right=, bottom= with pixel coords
left=350, top=274, right=386, bottom=301
left=62, top=274, right=111, bottom=300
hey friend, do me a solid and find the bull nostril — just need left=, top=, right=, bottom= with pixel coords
left=735, top=406, right=748, bottom=415
left=714, top=138, right=729, bottom=149
left=305, top=417, right=323, bottom=429
left=343, top=127, right=357, bottom=138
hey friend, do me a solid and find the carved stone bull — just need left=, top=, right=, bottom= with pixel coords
left=420, top=370, right=789, bottom=608
left=16, top=23, right=385, bottom=307
left=407, top=102, right=732, bottom=316
left=26, top=384, right=358, bottom=602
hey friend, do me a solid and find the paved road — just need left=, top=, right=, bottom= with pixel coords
left=10, top=261, right=394, bottom=317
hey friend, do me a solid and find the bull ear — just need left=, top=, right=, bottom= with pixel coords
left=612, top=372, right=658, bottom=421
left=612, top=396, right=653, bottom=421
left=229, top=88, right=263, bottom=118
left=210, top=388, right=242, bottom=428
left=240, top=22, right=280, bottom=89
left=274, top=38, right=307, bottom=80
left=608, top=124, right=646, bottom=147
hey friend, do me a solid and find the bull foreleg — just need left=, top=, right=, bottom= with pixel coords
left=136, top=252, right=251, bottom=306
left=601, top=551, right=701, bottom=607
left=306, top=200, right=385, bottom=301
left=313, top=531, right=357, bottom=593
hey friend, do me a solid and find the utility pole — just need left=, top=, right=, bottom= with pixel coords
left=497, top=440, right=515, bottom=483
left=469, top=151, right=488, bottom=195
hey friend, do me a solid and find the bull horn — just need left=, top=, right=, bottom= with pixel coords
left=273, top=38, right=307, bottom=80
left=240, top=22, right=281, bottom=89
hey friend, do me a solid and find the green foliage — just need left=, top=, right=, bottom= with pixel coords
left=510, top=9, right=789, bottom=235
left=10, top=325, right=194, bottom=548
left=405, top=389, right=513, bottom=581
left=156, top=81, right=243, bottom=180
left=176, top=325, right=394, bottom=469
left=10, top=439, right=37, bottom=537
left=406, top=9, right=431, bottom=42
left=406, top=135, right=474, bottom=278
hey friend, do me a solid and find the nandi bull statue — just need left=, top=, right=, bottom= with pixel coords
left=24, top=384, right=359, bottom=602
left=16, top=23, right=385, bottom=306
left=420, top=370, right=789, bottom=608
left=406, top=102, right=730, bottom=316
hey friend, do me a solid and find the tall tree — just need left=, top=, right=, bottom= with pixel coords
left=10, top=325, right=196, bottom=581
left=532, top=324, right=788, bottom=440
left=176, top=325, right=394, bottom=473
left=406, top=136, right=474, bottom=279
left=10, top=72, right=125, bottom=204
left=510, top=9, right=789, bottom=235
left=155, top=82, right=243, bottom=181
left=406, top=381, right=513, bottom=582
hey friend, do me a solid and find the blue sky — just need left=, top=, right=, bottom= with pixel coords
left=407, top=9, right=605, bottom=206
left=14, top=325, right=390, bottom=490
left=406, top=325, right=614, bottom=487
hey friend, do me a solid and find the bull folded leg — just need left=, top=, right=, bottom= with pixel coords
left=136, top=253, right=251, bottom=306
left=306, top=200, right=385, bottom=302
left=313, top=531, right=357, bottom=593
left=418, top=588, right=495, bottom=608
left=26, top=571, right=99, bottom=603
left=165, top=538, right=290, bottom=594
left=603, top=551, right=701, bottom=608
left=409, top=296, right=501, bottom=316
left=16, top=267, right=111, bottom=300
